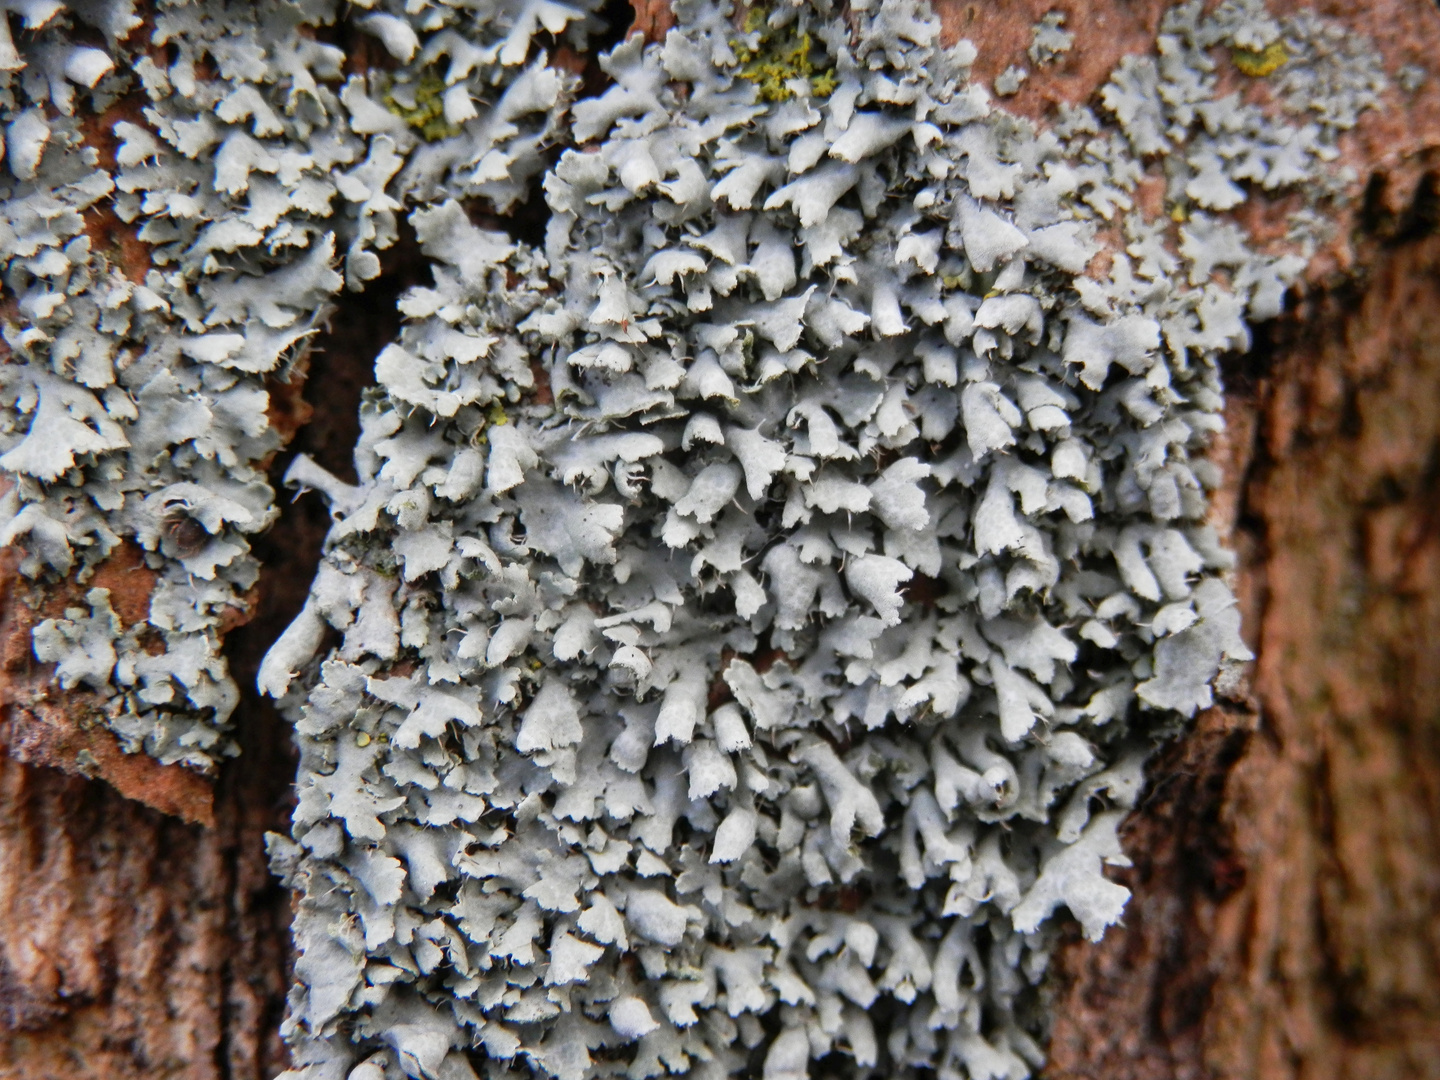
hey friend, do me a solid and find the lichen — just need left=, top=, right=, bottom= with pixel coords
left=0, top=0, right=358, bottom=767
left=732, top=4, right=836, bottom=102
left=1028, top=12, right=1074, bottom=68
left=0, top=0, right=1393, bottom=1077
left=252, top=1, right=1387, bottom=1078
left=1232, top=40, right=1288, bottom=77
left=995, top=64, right=1028, bottom=96
left=0, top=0, right=600, bottom=770
left=1398, top=63, right=1428, bottom=94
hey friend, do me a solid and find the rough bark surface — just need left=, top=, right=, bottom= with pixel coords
left=3, top=1, right=1440, bottom=1078
left=0, top=272, right=396, bottom=1078
left=1045, top=225, right=1440, bottom=1080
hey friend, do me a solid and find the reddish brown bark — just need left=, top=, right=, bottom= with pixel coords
left=0, top=544, right=215, bottom=827
left=629, top=0, right=677, bottom=44
left=0, top=718, right=291, bottom=1078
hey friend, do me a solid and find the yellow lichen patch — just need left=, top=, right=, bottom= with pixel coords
left=732, top=6, right=835, bottom=103
left=383, top=71, right=462, bottom=142
left=1232, top=40, right=1288, bottom=78
left=469, top=400, right=510, bottom=446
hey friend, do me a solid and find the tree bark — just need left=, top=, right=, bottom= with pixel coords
left=4, top=2, right=1440, bottom=1078
left=1046, top=226, right=1440, bottom=1080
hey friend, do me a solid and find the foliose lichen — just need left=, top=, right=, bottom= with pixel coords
left=256, top=0, right=1389, bottom=1077
left=0, top=0, right=358, bottom=766
left=0, top=0, right=1391, bottom=1077
left=993, top=65, right=1027, bottom=97
left=0, top=0, right=599, bottom=768
left=1027, top=13, right=1073, bottom=69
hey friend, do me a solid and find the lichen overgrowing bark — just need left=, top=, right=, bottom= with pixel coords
left=3, top=1, right=1440, bottom=1078
left=254, top=2, right=1394, bottom=1078
left=1046, top=223, right=1440, bottom=1080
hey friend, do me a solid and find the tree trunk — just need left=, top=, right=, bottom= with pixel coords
left=1046, top=227, right=1440, bottom=1080
left=3, top=2, right=1440, bottom=1078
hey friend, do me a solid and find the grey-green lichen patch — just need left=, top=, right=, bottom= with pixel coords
left=0, top=0, right=598, bottom=769
left=1397, top=64, right=1428, bottom=95
left=0, top=0, right=1389, bottom=1075
left=256, top=2, right=1386, bottom=1079
left=994, top=65, right=1027, bottom=97
left=1028, top=13, right=1073, bottom=68
left=1, top=0, right=354, bottom=767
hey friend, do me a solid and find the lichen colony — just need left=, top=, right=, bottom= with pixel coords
left=0, top=1, right=1389, bottom=1078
